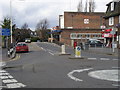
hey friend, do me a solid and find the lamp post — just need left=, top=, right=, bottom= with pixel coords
left=10, top=0, right=13, bottom=43
left=10, top=0, right=25, bottom=44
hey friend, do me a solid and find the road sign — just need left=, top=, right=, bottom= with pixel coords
left=75, top=46, right=81, bottom=58
left=0, top=29, right=10, bottom=36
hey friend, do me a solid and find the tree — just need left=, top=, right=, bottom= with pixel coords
left=77, top=0, right=83, bottom=12
left=36, top=19, right=49, bottom=30
left=89, top=0, right=96, bottom=12
left=21, top=23, right=28, bottom=29
left=84, top=0, right=88, bottom=12
left=35, top=19, right=49, bottom=41
left=84, top=0, right=96, bottom=12
left=0, top=17, right=16, bottom=47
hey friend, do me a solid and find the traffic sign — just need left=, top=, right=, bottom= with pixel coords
left=75, top=46, right=81, bottom=58
left=0, top=28, right=11, bottom=36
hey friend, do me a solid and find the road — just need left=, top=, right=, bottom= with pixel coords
left=1, top=42, right=119, bottom=89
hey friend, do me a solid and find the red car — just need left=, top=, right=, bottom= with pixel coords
left=16, top=43, right=29, bottom=52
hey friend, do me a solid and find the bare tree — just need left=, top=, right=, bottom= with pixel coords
left=77, top=0, right=83, bottom=12
left=89, top=0, right=96, bottom=12
left=21, top=23, right=28, bottom=29
left=35, top=19, right=49, bottom=41
left=36, top=19, right=49, bottom=30
left=84, top=0, right=88, bottom=12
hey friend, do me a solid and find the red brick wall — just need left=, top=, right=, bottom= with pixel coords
left=64, top=12, right=105, bottom=29
left=60, top=29, right=102, bottom=46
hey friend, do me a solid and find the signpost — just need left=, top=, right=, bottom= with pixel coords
left=75, top=46, right=81, bottom=58
left=0, top=29, right=11, bottom=36
left=111, top=28, right=116, bottom=53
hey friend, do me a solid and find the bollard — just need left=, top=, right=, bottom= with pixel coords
left=75, top=46, right=81, bottom=58
left=61, top=45, right=66, bottom=54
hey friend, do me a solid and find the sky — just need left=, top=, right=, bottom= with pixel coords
left=0, top=0, right=111, bottom=31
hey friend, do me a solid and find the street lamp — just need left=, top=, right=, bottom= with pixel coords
left=10, top=0, right=13, bottom=43
left=10, top=0, right=25, bottom=44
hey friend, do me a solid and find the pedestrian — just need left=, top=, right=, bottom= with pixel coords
left=74, top=41, right=77, bottom=49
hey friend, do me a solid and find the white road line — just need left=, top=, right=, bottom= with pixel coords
left=67, top=68, right=93, bottom=82
left=88, top=58, right=97, bottom=60
left=48, top=52, right=54, bottom=56
left=113, top=59, right=118, bottom=61
left=100, top=58, right=110, bottom=60
left=0, top=75, right=13, bottom=79
left=112, top=84, right=120, bottom=87
left=0, top=73, right=9, bottom=76
left=0, top=70, right=7, bottom=73
left=6, top=83, right=26, bottom=88
left=3, top=79, right=18, bottom=83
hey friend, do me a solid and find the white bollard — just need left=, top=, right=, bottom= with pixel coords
left=61, top=45, right=66, bottom=54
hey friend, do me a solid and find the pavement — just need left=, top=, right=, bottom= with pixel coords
left=87, top=47, right=118, bottom=56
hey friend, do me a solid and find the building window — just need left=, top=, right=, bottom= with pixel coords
left=109, top=17, right=114, bottom=26
left=111, top=2, right=114, bottom=11
left=84, top=19, right=89, bottom=24
left=119, top=15, right=120, bottom=23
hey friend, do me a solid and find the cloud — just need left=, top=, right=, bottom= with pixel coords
left=0, top=0, right=111, bottom=30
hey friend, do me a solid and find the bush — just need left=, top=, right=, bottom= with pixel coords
left=31, top=37, right=40, bottom=42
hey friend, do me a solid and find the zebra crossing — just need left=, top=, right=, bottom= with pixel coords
left=0, top=70, right=26, bottom=89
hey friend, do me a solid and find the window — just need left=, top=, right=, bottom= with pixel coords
left=119, top=15, right=120, bottom=23
left=109, top=17, right=114, bottom=25
left=84, top=19, right=89, bottom=24
left=111, top=2, right=114, bottom=11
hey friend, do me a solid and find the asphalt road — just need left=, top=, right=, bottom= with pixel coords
left=1, top=42, right=119, bottom=89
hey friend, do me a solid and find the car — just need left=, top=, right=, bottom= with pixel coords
left=25, top=38, right=31, bottom=43
left=86, top=40, right=104, bottom=47
left=16, top=43, right=29, bottom=52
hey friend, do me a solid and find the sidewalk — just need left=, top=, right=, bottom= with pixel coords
left=1, top=48, right=9, bottom=61
left=86, top=47, right=118, bottom=56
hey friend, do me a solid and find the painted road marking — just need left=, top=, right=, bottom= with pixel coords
left=100, top=58, right=110, bottom=60
left=48, top=52, right=54, bottom=56
left=0, top=75, right=13, bottom=79
left=0, top=70, right=7, bottom=73
left=67, top=68, right=93, bottom=82
left=88, top=70, right=120, bottom=82
left=112, top=84, right=120, bottom=87
left=113, top=59, right=119, bottom=61
left=0, top=73, right=9, bottom=76
left=3, top=79, right=18, bottom=83
left=88, top=58, right=97, bottom=60
left=0, top=70, right=26, bottom=88
left=6, top=83, right=26, bottom=88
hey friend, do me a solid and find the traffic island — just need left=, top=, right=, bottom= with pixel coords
left=69, top=46, right=84, bottom=59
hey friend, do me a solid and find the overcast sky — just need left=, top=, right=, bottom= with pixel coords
left=0, top=0, right=111, bottom=31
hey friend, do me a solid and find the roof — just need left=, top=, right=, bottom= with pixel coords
left=104, top=0, right=120, bottom=18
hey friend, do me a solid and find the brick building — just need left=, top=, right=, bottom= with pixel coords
left=103, top=0, right=120, bottom=48
left=59, top=12, right=105, bottom=46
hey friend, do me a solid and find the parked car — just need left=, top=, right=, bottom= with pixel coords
left=86, top=40, right=104, bottom=47
left=25, top=38, right=31, bottom=43
left=16, top=43, right=29, bottom=52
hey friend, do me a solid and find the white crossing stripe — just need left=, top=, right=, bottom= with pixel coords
left=100, top=58, right=110, bottom=60
left=0, top=75, right=13, bottom=79
left=3, top=79, right=18, bottom=83
left=0, top=73, right=9, bottom=76
left=0, top=70, right=7, bottom=73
